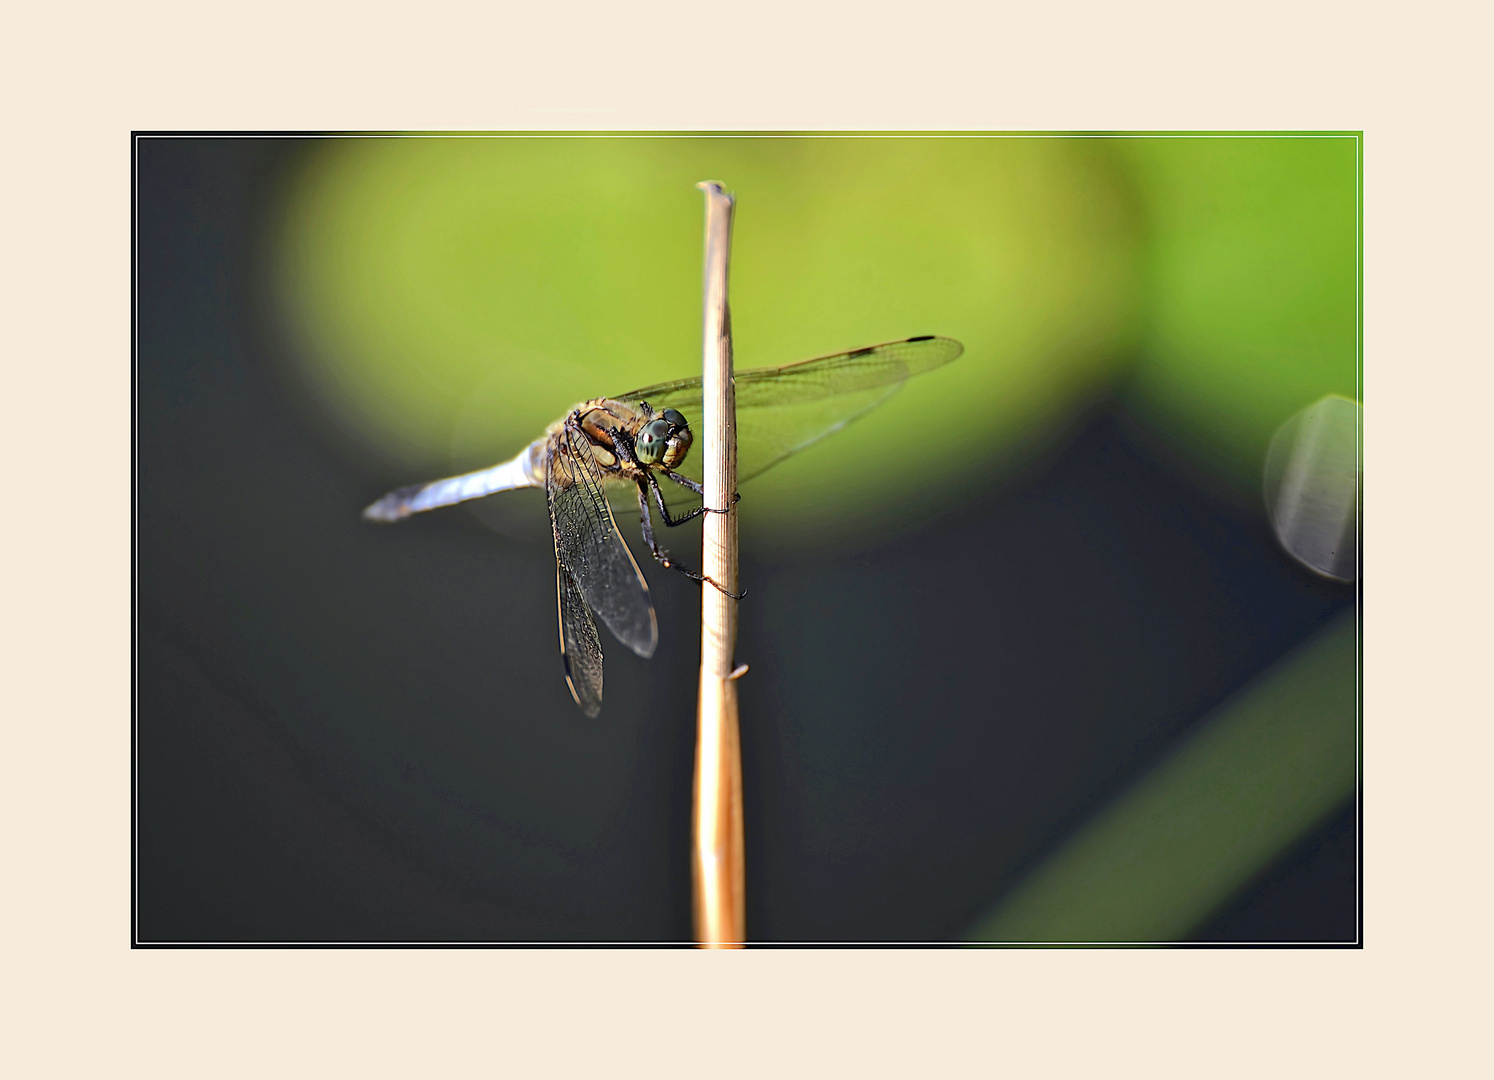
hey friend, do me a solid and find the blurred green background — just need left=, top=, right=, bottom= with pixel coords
left=137, top=134, right=1359, bottom=944
left=275, top=135, right=1356, bottom=548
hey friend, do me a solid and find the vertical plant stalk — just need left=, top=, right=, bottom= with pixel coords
left=692, top=181, right=744, bottom=948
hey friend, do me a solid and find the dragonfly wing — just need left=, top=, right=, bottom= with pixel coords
left=557, top=562, right=604, bottom=717
left=618, top=335, right=963, bottom=484
left=546, top=425, right=659, bottom=659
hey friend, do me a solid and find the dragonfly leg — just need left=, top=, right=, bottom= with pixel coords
left=633, top=481, right=745, bottom=600
left=609, top=427, right=737, bottom=518
left=609, top=425, right=726, bottom=525
left=646, top=470, right=710, bottom=528
left=660, top=469, right=740, bottom=513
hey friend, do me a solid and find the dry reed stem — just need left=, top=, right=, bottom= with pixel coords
left=691, top=181, right=744, bottom=948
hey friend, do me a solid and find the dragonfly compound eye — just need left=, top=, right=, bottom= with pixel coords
left=635, top=418, right=672, bottom=465
left=664, top=422, right=692, bottom=468
left=662, top=408, right=688, bottom=429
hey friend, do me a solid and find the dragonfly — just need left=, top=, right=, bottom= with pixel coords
left=363, top=334, right=964, bottom=716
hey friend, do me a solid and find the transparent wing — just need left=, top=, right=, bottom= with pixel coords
left=557, top=562, right=604, bottom=717
left=546, top=426, right=658, bottom=659
left=617, top=336, right=963, bottom=485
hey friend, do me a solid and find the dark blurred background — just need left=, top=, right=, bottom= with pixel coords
left=135, top=136, right=1357, bottom=944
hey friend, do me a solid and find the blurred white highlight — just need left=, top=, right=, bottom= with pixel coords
left=1263, top=394, right=1361, bottom=582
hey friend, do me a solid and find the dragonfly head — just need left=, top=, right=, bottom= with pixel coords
left=635, top=408, right=693, bottom=469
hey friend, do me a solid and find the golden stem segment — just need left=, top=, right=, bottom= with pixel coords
left=692, top=181, right=744, bottom=948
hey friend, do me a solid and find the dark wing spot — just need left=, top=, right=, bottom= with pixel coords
left=906, top=334, right=934, bottom=342
left=848, top=347, right=874, bottom=359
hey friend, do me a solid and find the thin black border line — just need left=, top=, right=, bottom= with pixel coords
left=131, top=133, right=139, bottom=946
left=129, top=130, right=1363, bottom=140
left=130, top=131, right=1364, bottom=949
left=134, top=939, right=1361, bottom=948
